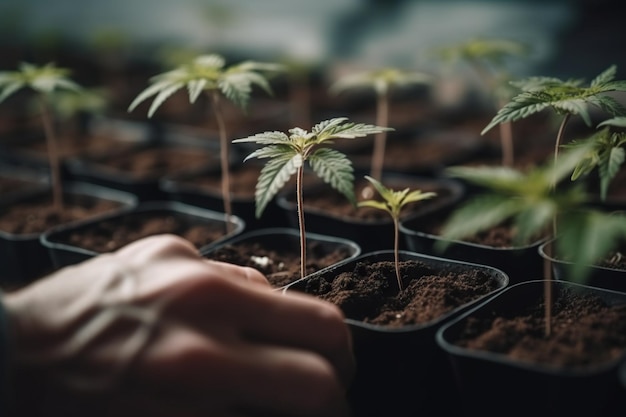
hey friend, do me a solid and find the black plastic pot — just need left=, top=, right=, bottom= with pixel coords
left=538, top=237, right=626, bottom=294
left=161, top=161, right=289, bottom=231
left=201, top=227, right=361, bottom=290
left=64, top=121, right=223, bottom=202
left=437, top=280, right=626, bottom=417
left=0, top=182, right=138, bottom=286
left=282, top=250, right=509, bottom=417
left=0, top=161, right=49, bottom=199
left=42, top=200, right=245, bottom=270
left=400, top=205, right=547, bottom=285
left=276, top=172, right=466, bottom=253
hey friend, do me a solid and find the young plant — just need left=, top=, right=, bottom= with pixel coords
left=481, top=65, right=626, bottom=176
left=565, top=116, right=626, bottom=201
left=329, top=67, right=432, bottom=187
left=439, top=141, right=626, bottom=336
left=233, top=117, right=393, bottom=279
left=127, top=53, right=285, bottom=228
left=435, top=37, right=529, bottom=167
left=357, top=175, right=436, bottom=291
left=0, top=61, right=81, bottom=211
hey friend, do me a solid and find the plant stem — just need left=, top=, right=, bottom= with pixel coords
left=497, top=97, right=514, bottom=168
left=211, top=90, right=233, bottom=233
left=296, top=165, right=307, bottom=279
left=39, top=98, right=63, bottom=213
left=393, top=216, right=402, bottom=292
left=543, top=114, right=570, bottom=337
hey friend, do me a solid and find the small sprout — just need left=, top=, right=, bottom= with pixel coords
left=128, top=53, right=285, bottom=230
left=233, top=117, right=393, bottom=279
left=357, top=175, right=436, bottom=291
left=0, top=62, right=82, bottom=212
left=564, top=116, right=626, bottom=201
left=482, top=65, right=626, bottom=177
left=441, top=141, right=626, bottom=335
left=434, top=37, right=530, bottom=167
left=329, top=67, right=432, bottom=187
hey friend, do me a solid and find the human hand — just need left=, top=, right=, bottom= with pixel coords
left=3, top=234, right=355, bottom=417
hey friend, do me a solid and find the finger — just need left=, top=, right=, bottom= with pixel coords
left=133, top=324, right=351, bottom=417
left=161, top=278, right=355, bottom=388
left=203, top=259, right=270, bottom=287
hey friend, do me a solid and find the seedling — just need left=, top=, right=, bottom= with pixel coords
left=482, top=65, right=626, bottom=178
left=233, top=117, right=393, bottom=279
left=565, top=116, right=626, bottom=201
left=435, top=37, right=529, bottom=167
left=128, top=53, right=285, bottom=229
left=440, top=141, right=626, bottom=335
left=329, top=67, right=432, bottom=189
left=357, top=175, right=436, bottom=291
left=0, top=62, right=81, bottom=211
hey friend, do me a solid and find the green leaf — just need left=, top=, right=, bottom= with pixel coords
left=254, top=153, right=302, bottom=218
left=308, top=148, right=356, bottom=205
left=233, top=131, right=291, bottom=146
left=437, top=194, right=520, bottom=245
left=598, top=116, right=626, bottom=128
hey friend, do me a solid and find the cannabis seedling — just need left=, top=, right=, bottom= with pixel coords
left=440, top=141, right=626, bottom=335
left=565, top=116, right=626, bottom=201
left=0, top=62, right=81, bottom=211
left=128, top=53, right=285, bottom=229
left=357, top=175, right=436, bottom=291
left=233, top=117, right=393, bottom=279
left=435, top=37, right=529, bottom=167
left=482, top=65, right=626, bottom=178
left=329, top=67, right=432, bottom=187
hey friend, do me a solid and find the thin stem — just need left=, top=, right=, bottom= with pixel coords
left=211, top=91, right=233, bottom=234
left=393, top=216, right=402, bottom=292
left=296, top=165, right=307, bottom=280
left=543, top=114, right=570, bottom=337
left=39, top=98, right=63, bottom=212
left=542, top=238, right=553, bottom=337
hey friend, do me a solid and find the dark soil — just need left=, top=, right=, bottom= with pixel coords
left=54, top=211, right=230, bottom=253
left=451, top=286, right=626, bottom=368
left=289, top=259, right=502, bottom=327
left=205, top=239, right=354, bottom=288
left=298, top=177, right=454, bottom=222
left=0, top=194, right=124, bottom=235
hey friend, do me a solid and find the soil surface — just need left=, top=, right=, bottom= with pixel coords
left=450, top=287, right=626, bottom=369
left=205, top=239, right=354, bottom=288
left=288, top=259, right=502, bottom=327
left=0, top=194, right=124, bottom=235
left=52, top=210, right=231, bottom=253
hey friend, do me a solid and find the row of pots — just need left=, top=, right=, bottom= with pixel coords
left=1, top=116, right=626, bottom=416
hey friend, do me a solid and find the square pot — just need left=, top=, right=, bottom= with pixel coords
left=0, top=182, right=138, bottom=286
left=437, top=279, right=626, bottom=416
left=201, top=227, right=361, bottom=290
left=41, top=200, right=245, bottom=269
left=283, top=250, right=509, bottom=417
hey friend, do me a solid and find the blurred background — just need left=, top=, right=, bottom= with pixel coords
left=0, top=0, right=623, bottom=79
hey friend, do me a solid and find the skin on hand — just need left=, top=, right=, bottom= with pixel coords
left=3, top=234, right=355, bottom=417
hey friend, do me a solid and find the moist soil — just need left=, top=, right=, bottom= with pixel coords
left=451, top=286, right=626, bottom=369
left=53, top=211, right=230, bottom=253
left=288, top=259, right=502, bottom=327
left=205, top=239, right=354, bottom=289
left=0, top=194, right=124, bottom=235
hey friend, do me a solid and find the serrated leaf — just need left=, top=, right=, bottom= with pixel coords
left=254, top=153, right=301, bottom=218
left=233, top=131, right=291, bottom=145
left=598, top=116, right=626, bottom=128
left=308, top=148, right=355, bottom=205
left=437, top=194, right=520, bottom=246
